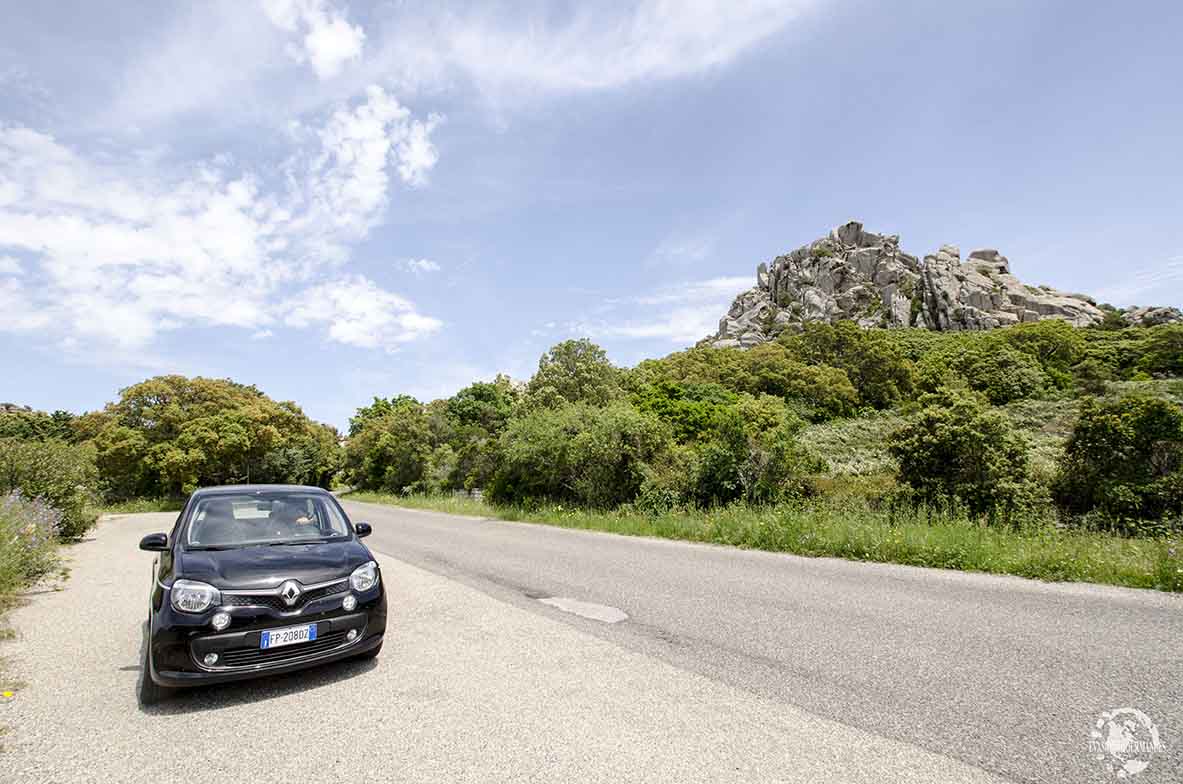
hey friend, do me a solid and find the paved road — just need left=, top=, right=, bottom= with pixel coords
left=0, top=507, right=1178, bottom=782
left=342, top=501, right=1183, bottom=784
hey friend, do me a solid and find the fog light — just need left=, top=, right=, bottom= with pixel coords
left=203, top=652, right=219, bottom=666
left=346, top=629, right=358, bottom=642
left=211, top=611, right=231, bottom=631
left=342, top=594, right=357, bottom=612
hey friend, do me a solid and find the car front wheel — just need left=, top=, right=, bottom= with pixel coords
left=137, top=646, right=173, bottom=706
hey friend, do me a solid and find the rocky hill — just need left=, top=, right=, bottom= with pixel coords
left=711, top=221, right=1181, bottom=348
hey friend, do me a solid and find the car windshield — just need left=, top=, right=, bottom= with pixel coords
left=184, top=492, right=351, bottom=549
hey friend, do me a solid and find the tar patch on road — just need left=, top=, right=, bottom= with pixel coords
left=537, top=596, right=628, bottom=623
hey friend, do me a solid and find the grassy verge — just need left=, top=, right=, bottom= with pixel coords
left=346, top=491, right=1183, bottom=592
left=1, top=494, right=67, bottom=704
left=90, top=497, right=185, bottom=516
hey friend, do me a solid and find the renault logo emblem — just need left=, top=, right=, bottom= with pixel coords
left=279, top=580, right=302, bottom=606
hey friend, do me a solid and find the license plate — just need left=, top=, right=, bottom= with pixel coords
left=260, top=623, right=317, bottom=650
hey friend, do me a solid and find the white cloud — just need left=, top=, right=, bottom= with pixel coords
left=104, top=1, right=809, bottom=131
left=0, top=86, right=442, bottom=351
left=650, top=231, right=716, bottom=266
left=0, top=255, right=21, bottom=275
left=251, top=329, right=275, bottom=340
left=283, top=276, right=442, bottom=349
left=1094, top=255, right=1183, bottom=306
left=400, top=258, right=441, bottom=275
left=0, top=277, right=50, bottom=331
left=576, top=275, right=749, bottom=343
left=377, top=0, right=811, bottom=97
left=262, top=0, right=365, bottom=79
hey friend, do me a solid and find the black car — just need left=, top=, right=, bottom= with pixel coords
left=137, top=485, right=386, bottom=705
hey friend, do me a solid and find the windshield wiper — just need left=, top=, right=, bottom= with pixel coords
left=264, top=538, right=338, bottom=546
left=186, top=544, right=245, bottom=551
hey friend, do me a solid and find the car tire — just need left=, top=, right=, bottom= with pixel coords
left=355, top=640, right=383, bottom=660
left=137, top=648, right=172, bottom=706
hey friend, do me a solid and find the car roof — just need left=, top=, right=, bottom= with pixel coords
left=190, top=484, right=331, bottom=497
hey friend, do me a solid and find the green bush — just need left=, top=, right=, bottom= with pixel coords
left=0, top=407, right=77, bottom=441
left=489, top=402, right=669, bottom=507
left=888, top=387, right=1037, bottom=521
left=1052, top=395, right=1183, bottom=531
left=0, top=493, right=62, bottom=595
left=0, top=438, right=99, bottom=539
left=631, top=380, right=736, bottom=442
left=918, top=343, right=1047, bottom=405
left=344, top=400, right=432, bottom=493
left=1139, top=325, right=1183, bottom=377
left=781, top=321, right=916, bottom=409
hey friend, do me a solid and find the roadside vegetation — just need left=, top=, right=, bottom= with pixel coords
left=348, top=491, right=1181, bottom=592
left=2, top=320, right=1183, bottom=594
left=0, top=379, right=337, bottom=643
left=340, top=322, right=1183, bottom=592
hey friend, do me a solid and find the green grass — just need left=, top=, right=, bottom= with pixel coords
left=91, top=497, right=185, bottom=516
left=799, top=411, right=911, bottom=476
left=346, top=491, right=1183, bottom=592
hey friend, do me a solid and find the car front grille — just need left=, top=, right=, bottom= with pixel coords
left=215, top=630, right=352, bottom=668
left=222, top=580, right=348, bottom=611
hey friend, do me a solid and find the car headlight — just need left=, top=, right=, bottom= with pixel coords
left=170, top=579, right=221, bottom=613
left=349, top=561, right=379, bottom=592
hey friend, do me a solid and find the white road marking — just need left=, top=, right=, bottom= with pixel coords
left=538, top=596, right=628, bottom=623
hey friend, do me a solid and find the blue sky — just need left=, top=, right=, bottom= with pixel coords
left=2, top=0, right=1181, bottom=430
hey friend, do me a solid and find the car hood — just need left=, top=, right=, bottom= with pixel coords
left=176, top=539, right=372, bottom=590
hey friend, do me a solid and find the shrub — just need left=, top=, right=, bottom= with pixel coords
left=0, top=438, right=99, bottom=539
left=684, top=404, right=816, bottom=508
left=446, top=376, right=520, bottom=433
left=1001, top=320, right=1084, bottom=378
left=630, top=380, right=736, bottom=442
left=489, top=402, right=669, bottom=507
left=1052, top=396, right=1183, bottom=531
left=344, top=404, right=433, bottom=493
left=781, top=321, right=916, bottom=409
left=888, top=387, right=1036, bottom=521
left=1139, top=325, right=1183, bottom=377
left=1071, top=358, right=1113, bottom=395
left=918, top=343, right=1047, bottom=405
left=0, top=408, right=77, bottom=441
left=0, top=493, right=62, bottom=595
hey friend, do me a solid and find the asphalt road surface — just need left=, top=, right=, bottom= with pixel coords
left=2, top=505, right=1179, bottom=783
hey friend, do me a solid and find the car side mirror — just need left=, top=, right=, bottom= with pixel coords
left=139, top=533, right=168, bottom=551
left=354, top=522, right=372, bottom=538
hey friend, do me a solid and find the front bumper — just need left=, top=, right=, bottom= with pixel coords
left=148, top=586, right=386, bottom=688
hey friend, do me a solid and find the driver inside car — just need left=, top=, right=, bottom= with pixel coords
left=268, top=501, right=317, bottom=538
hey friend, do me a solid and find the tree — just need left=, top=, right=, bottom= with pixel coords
left=888, top=386, right=1034, bottom=520
left=446, top=375, right=519, bottom=433
left=524, top=339, right=621, bottom=408
left=917, top=343, right=1046, bottom=405
left=343, top=404, right=433, bottom=493
left=1139, top=325, right=1183, bottom=377
left=781, top=321, right=916, bottom=409
left=349, top=395, right=421, bottom=436
left=488, top=402, right=669, bottom=507
left=0, top=407, right=77, bottom=441
left=1052, top=395, right=1183, bottom=529
left=92, top=375, right=340, bottom=497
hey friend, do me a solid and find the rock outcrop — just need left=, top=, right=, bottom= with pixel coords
left=1121, top=306, right=1183, bottom=327
left=711, top=221, right=1170, bottom=347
